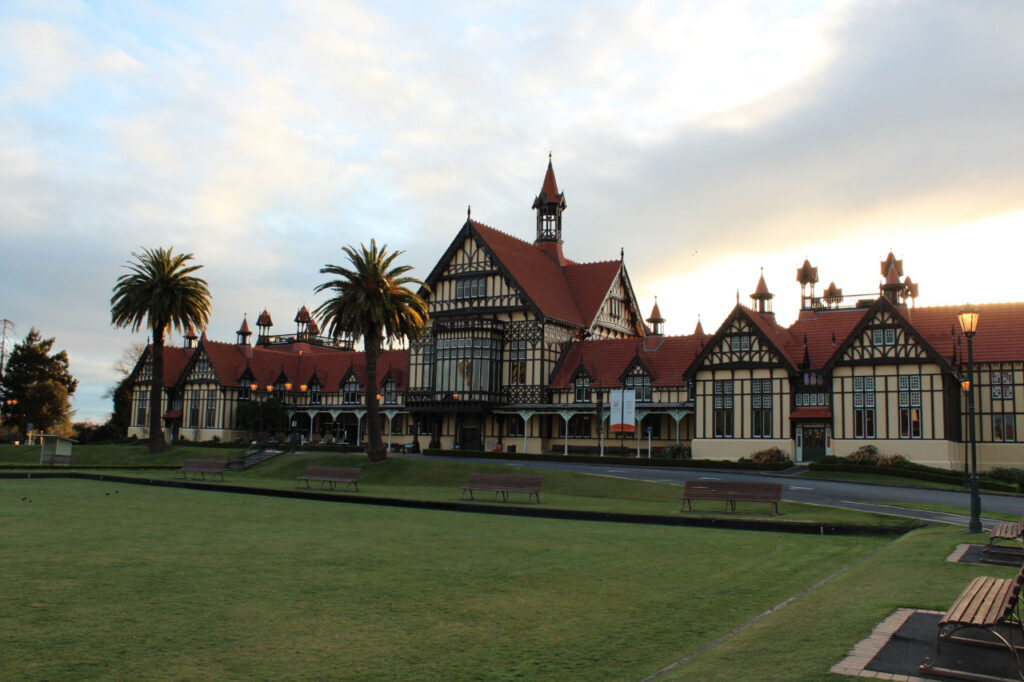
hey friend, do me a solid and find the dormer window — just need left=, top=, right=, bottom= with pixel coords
left=309, top=382, right=321, bottom=405
left=625, top=372, right=651, bottom=402
left=343, top=377, right=361, bottom=404
left=382, top=380, right=398, bottom=404
left=574, top=375, right=591, bottom=403
left=238, top=383, right=251, bottom=401
left=609, top=298, right=623, bottom=319
left=456, top=277, right=486, bottom=300
left=730, top=335, right=751, bottom=352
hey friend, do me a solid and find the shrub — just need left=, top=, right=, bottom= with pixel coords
left=744, top=447, right=792, bottom=465
left=845, top=448, right=879, bottom=465
left=986, top=467, right=1024, bottom=487
left=877, top=454, right=909, bottom=468
left=662, top=443, right=692, bottom=460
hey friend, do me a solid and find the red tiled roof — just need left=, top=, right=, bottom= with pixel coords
left=796, top=259, right=818, bottom=286
left=898, top=303, right=1024, bottom=363
left=471, top=220, right=585, bottom=326
left=161, top=347, right=192, bottom=385
left=294, top=306, right=311, bottom=324
left=256, top=309, right=273, bottom=327
left=550, top=335, right=705, bottom=388
left=563, top=260, right=622, bottom=327
left=784, top=308, right=867, bottom=369
left=237, top=316, right=251, bottom=335
left=753, top=273, right=771, bottom=297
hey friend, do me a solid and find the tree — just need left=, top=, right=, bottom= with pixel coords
left=103, top=343, right=145, bottom=439
left=0, top=328, right=78, bottom=437
left=110, top=247, right=211, bottom=453
left=235, top=397, right=286, bottom=443
left=314, top=239, right=428, bottom=461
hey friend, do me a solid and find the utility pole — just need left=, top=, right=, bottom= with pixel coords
left=0, top=319, right=14, bottom=387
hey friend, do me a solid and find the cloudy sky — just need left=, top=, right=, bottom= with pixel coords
left=2, top=0, right=1023, bottom=422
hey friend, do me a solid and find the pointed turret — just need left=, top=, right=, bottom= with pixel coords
left=823, top=281, right=843, bottom=308
left=256, top=309, right=273, bottom=345
left=646, top=298, right=665, bottom=336
left=880, top=251, right=903, bottom=278
left=236, top=315, right=252, bottom=345
left=796, top=259, right=818, bottom=308
left=694, top=318, right=705, bottom=336
left=295, top=305, right=311, bottom=337
left=183, top=322, right=198, bottom=349
left=881, top=260, right=903, bottom=304
left=750, top=269, right=774, bottom=315
left=532, top=154, right=567, bottom=265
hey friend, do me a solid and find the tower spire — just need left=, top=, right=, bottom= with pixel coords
left=532, top=155, right=566, bottom=246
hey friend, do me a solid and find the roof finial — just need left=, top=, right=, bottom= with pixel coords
left=736, top=289, right=740, bottom=305
left=620, top=247, right=624, bottom=261
left=467, top=204, right=471, bottom=218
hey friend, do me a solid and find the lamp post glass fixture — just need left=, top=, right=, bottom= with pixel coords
left=957, top=304, right=983, bottom=534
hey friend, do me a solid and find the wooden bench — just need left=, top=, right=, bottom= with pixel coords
left=985, top=516, right=1024, bottom=556
left=461, top=473, right=543, bottom=503
left=919, top=564, right=1024, bottom=680
left=174, top=458, right=227, bottom=481
left=295, top=465, right=361, bottom=492
left=50, top=454, right=78, bottom=466
left=680, top=480, right=782, bottom=516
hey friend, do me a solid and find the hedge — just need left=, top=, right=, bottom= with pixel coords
left=423, top=449, right=793, bottom=471
left=807, top=461, right=1019, bottom=493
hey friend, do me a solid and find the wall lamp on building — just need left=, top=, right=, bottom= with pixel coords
left=956, top=304, right=983, bottom=534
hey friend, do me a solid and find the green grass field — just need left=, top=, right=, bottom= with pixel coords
left=1, top=445, right=1012, bottom=680
left=0, top=477, right=894, bottom=680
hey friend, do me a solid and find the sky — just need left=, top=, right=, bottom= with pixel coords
left=1, top=0, right=1023, bottom=423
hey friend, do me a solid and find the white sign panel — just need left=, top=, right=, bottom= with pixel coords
left=609, top=389, right=636, bottom=433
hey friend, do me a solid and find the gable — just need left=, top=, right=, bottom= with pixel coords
left=690, top=309, right=795, bottom=374
left=829, top=300, right=951, bottom=372
left=183, top=349, right=218, bottom=384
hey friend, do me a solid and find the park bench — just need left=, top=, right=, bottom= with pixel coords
left=49, top=454, right=78, bottom=466
left=984, top=516, right=1024, bottom=556
left=680, top=480, right=782, bottom=516
left=461, top=473, right=543, bottom=503
left=295, top=465, right=362, bottom=492
left=175, top=458, right=227, bottom=481
left=919, top=563, right=1024, bottom=680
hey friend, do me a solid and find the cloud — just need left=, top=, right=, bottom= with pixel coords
left=1, top=0, right=1022, bottom=421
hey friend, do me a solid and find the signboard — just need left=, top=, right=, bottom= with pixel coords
left=609, top=389, right=635, bottom=434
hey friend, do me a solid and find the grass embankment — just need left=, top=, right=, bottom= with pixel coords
left=1, top=478, right=892, bottom=681
left=0, top=443, right=244, bottom=466
left=797, top=468, right=968, bottom=490
left=237, top=452, right=915, bottom=528
left=1, top=444, right=914, bottom=527
left=666, top=524, right=1015, bottom=680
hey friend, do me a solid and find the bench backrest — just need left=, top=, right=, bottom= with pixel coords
left=684, top=480, right=782, bottom=500
left=181, top=459, right=227, bottom=471
left=302, top=465, right=361, bottom=479
left=466, top=473, right=544, bottom=490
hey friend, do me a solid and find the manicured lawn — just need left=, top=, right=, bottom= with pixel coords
left=862, top=500, right=1020, bottom=523
left=797, top=468, right=968, bottom=490
left=664, top=524, right=1016, bottom=680
left=1, top=478, right=889, bottom=680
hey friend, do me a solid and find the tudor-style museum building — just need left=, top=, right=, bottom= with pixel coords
left=127, top=160, right=1024, bottom=472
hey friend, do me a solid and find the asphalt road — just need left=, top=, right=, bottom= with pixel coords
left=423, top=455, right=1023, bottom=529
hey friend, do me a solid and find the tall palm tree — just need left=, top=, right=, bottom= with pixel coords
left=315, top=239, right=428, bottom=461
left=111, top=247, right=211, bottom=453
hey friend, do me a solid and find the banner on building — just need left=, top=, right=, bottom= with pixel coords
left=609, top=389, right=635, bottom=433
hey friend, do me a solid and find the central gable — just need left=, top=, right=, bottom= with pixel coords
left=690, top=307, right=796, bottom=374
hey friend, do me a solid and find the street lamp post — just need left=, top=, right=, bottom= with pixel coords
left=957, top=305, right=983, bottom=534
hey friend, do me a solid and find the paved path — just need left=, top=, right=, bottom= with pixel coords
left=418, top=455, right=1021, bottom=529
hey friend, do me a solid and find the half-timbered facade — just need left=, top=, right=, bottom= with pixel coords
left=126, top=159, right=1024, bottom=471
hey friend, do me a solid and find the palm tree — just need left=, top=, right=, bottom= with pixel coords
left=315, top=239, right=428, bottom=461
left=111, top=247, right=211, bottom=453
